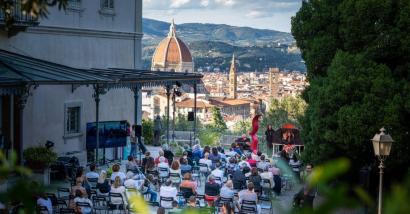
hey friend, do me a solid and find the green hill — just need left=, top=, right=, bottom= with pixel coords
left=142, top=18, right=305, bottom=72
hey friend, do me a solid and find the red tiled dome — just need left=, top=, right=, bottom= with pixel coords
left=152, top=21, right=193, bottom=68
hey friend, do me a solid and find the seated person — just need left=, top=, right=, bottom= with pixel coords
left=110, top=176, right=127, bottom=206
left=180, top=173, right=197, bottom=196
left=71, top=177, right=88, bottom=198
left=144, top=155, right=157, bottom=174
left=199, top=152, right=212, bottom=175
left=124, top=171, right=137, bottom=189
left=209, top=147, right=221, bottom=166
left=157, top=156, right=170, bottom=178
left=232, top=165, right=246, bottom=190
left=170, top=201, right=183, bottom=213
left=220, top=180, right=235, bottom=200
left=180, top=158, right=192, bottom=175
left=256, top=155, right=269, bottom=171
left=226, top=143, right=239, bottom=157
left=182, top=151, right=194, bottom=166
left=37, top=194, right=52, bottom=214
left=159, top=180, right=178, bottom=208
left=211, top=162, right=224, bottom=184
left=142, top=151, right=154, bottom=170
left=154, top=150, right=169, bottom=166
left=169, top=160, right=182, bottom=185
left=126, top=156, right=139, bottom=172
left=73, top=189, right=93, bottom=214
left=236, top=134, right=251, bottom=151
left=260, top=166, right=274, bottom=189
left=140, top=175, right=157, bottom=203
left=191, top=144, right=202, bottom=164
left=238, top=182, right=260, bottom=214
left=110, top=164, right=126, bottom=184
left=96, top=170, right=111, bottom=194
left=238, top=156, right=251, bottom=169
left=187, top=196, right=197, bottom=208
left=269, top=162, right=281, bottom=176
left=249, top=168, right=262, bottom=194
left=247, top=154, right=257, bottom=168
left=204, top=175, right=220, bottom=206
left=85, top=163, right=99, bottom=179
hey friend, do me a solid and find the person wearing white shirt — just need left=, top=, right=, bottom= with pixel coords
left=159, top=180, right=178, bottom=208
left=110, top=176, right=127, bottom=205
left=37, top=194, right=52, bottom=214
left=124, top=171, right=138, bottom=189
left=260, top=166, right=274, bottom=189
left=110, top=164, right=126, bottom=184
left=199, top=152, right=212, bottom=175
left=256, top=155, right=270, bottom=171
left=157, top=156, right=170, bottom=178
left=211, top=162, right=224, bottom=184
left=85, top=164, right=99, bottom=180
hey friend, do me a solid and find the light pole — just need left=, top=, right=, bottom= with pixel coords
left=371, top=127, right=394, bottom=214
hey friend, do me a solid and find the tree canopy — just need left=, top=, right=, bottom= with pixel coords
left=292, top=0, right=410, bottom=181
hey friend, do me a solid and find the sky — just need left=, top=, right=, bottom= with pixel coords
left=143, top=0, right=303, bottom=33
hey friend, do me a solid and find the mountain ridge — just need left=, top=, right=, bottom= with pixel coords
left=142, top=18, right=305, bottom=72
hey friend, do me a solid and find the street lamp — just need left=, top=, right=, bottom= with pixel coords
left=371, top=127, right=394, bottom=214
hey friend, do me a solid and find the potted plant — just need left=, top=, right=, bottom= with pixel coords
left=23, top=146, right=57, bottom=172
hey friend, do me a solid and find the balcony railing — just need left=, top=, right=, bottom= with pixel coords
left=0, top=0, right=39, bottom=36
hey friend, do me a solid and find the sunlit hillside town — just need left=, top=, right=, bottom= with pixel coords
left=142, top=21, right=308, bottom=129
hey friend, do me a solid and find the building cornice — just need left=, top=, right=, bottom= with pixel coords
left=26, top=26, right=143, bottom=40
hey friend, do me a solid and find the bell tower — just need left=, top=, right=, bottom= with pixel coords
left=229, top=54, right=237, bottom=99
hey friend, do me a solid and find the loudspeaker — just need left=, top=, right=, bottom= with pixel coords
left=135, top=125, right=142, bottom=137
left=188, top=112, right=195, bottom=121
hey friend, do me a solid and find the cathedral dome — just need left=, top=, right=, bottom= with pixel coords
left=151, top=20, right=194, bottom=72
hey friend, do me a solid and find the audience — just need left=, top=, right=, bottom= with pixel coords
left=154, top=149, right=168, bottom=165
left=51, top=141, right=305, bottom=212
left=157, top=156, right=170, bottom=178
left=232, top=165, right=247, bottom=190
left=211, top=162, right=224, bottom=184
left=209, top=147, right=221, bottom=166
left=111, top=164, right=126, bottom=183
left=169, top=160, right=182, bottom=185
left=180, top=158, right=192, bottom=175
left=126, top=156, right=139, bottom=172
left=140, top=174, right=158, bottom=203
left=144, top=155, right=156, bottom=174
left=187, top=196, right=197, bottom=208
left=85, top=164, right=99, bottom=179
left=260, top=166, right=274, bottom=189
left=124, top=171, right=137, bottom=189
left=249, top=167, right=262, bottom=195
left=220, top=180, right=235, bottom=200
left=204, top=175, right=220, bottom=206
left=256, top=155, right=269, bottom=170
left=110, top=176, right=127, bottom=206
left=238, top=182, right=260, bottom=214
left=199, top=152, right=212, bottom=176
left=180, top=173, right=197, bottom=195
left=71, top=177, right=88, bottom=198
left=96, top=170, right=110, bottom=194
left=73, top=189, right=93, bottom=214
left=37, top=194, right=52, bottom=214
left=159, top=180, right=178, bottom=208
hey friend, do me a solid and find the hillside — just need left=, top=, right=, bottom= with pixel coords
left=142, top=18, right=305, bottom=72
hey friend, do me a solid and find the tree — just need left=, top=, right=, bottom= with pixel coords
left=142, top=119, right=153, bottom=145
left=210, top=107, right=227, bottom=132
left=292, top=0, right=410, bottom=183
left=260, top=96, right=306, bottom=133
left=1, top=0, right=67, bottom=30
left=232, top=120, right=251, bottom=134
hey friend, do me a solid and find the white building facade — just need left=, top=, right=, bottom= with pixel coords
left=0, top=0, right=143, bottom=164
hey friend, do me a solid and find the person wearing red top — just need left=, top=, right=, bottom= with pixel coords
left=154, top=149, right=168, bottom=166
left=247, top=154, right=257, bottom=167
